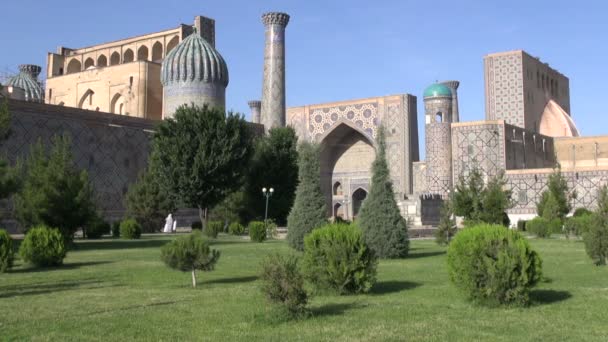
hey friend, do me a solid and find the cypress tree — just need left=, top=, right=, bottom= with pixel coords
left=287, top=142, right=327, bottom=251
left=358, top=126, right=409, bottom=258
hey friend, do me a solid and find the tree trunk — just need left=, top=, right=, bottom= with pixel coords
left=191, top=268, right=197, bottom=288
left=198, top=206, right=208, bottom=231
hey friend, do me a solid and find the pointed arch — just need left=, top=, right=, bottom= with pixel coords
left=152, top=41, right=163, bottom=62
left=78, top=89, right=95, bottom=110
left=97, top=54, right=108, bottom=67
left=137, top=45, right=149, bottom=61
left=333, top=181, right=343, bottom=196
left=123, top=49, right=134, bottom=63
left=110, top=52, right=120, bottom=65
left=333, top=203, right=344, bottom=219
left=352, top=188, right=368, bottom=218
left=84, top=57, right=95, bottom=69
left=66, top=59, right=81, bottom=74
left=166, top=36, right=179, bottom=54
left=110, top=93, right=125, bottom=115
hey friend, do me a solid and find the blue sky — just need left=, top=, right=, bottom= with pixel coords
left=1, top=0, right=607, bottom=145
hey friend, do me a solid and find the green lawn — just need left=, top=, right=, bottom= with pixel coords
left=1, top=234, right=607, bottom=341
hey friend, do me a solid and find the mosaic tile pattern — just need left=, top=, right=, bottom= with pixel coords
left=309, top=103, right=378, bottom=142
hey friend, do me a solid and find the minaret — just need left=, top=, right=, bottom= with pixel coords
left=440, top=80, right=460, bottom=122
left=248, top=100, right=262, bottom=124
left=260, top=12, right=290, bottom=132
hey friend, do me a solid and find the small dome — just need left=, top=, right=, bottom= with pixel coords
left=424, top=83, right=452, bottom=98
left=161, top=32, right=229, bottom=87
left=6, top=65, right=43, bottom=102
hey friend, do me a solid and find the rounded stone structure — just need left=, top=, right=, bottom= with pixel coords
left=6, top=64, right=44, bottom=102
left=161, top=31, right=229, bottom=118
left=423, top=83, right=452, bottom=98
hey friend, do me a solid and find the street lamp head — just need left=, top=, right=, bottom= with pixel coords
left=262, top=187, right=267, bottom=193
left=270, top=188, right=274, bottom=193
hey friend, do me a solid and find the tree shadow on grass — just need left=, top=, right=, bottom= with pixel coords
left=369, top=281, right=421, bottom=295
left=74, top=239, right=169, bottom=251
left=407, top=251, right=446, bottom=259
left=204, top=276, right=258, bottom=285
left=311, top=302, right=362, bottom=318
left=0, top=279, right=121, bottom=298
left=9, top=261, right=114, bottom=273
left=84, top=300, right=188, bottom=317
left=530, top=289, right=572, bottom=305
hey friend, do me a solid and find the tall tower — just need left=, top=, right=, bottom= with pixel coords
left=440, top=80, right=460, bottom=122
left=248, top=100, right=261, bottom=124
left=260, top=12, right=290, bottom=132
left=424, top=83, right=453, bottom=197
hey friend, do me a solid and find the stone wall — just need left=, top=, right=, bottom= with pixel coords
left=1, top=100, right=155, bottom=231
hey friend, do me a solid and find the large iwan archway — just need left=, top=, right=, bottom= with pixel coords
left=319, top=123, right=375, bottom=219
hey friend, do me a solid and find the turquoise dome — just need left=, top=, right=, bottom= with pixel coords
left=161, top=32, right=229, bottom=87
left=6, top=65, right=43, bottom=102
left=423, top=83, right=452, bottom=98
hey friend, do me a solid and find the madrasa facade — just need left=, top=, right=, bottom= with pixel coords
left=2, top=12, right=608, bottom=229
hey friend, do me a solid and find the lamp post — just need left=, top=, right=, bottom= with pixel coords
left=262, top=187, right=274, bottom=225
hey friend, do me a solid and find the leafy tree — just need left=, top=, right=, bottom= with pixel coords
left=125, top=152, right=176, bottom=233
left=161, top=231, right=220, bottom=287
left=357, top=126, right=409, bottom=258
left=208, top=190, right=246, bottom=227
left=14, top=135, right=96, bottom=244
left=286, top=142, right=327, bottom=251
left=452, top=168, right=485, bottom=222
left=260, top=253, right=308, bottom=316
left=152, top=104, right=253, bottom=230
left=0, top=89, right=20, bottom=202
left=537, top=167, right=574, bottom=221
left=583, top=185, right=608, bottom=265
left=478, top=172, right=513, bottom=225
left=435, top=200, right=457, bottom=246
left=243, top=127, right=298, bottom=225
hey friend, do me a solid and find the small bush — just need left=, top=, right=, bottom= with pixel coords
left=249, top=221, right=267, bottom=242
left=86, top=216, right=110, bottom=239
left=260, top=253, right=308, bottom=317
left=583, top=218, right=608, bottom=266
left=0, top=229, right=14, bottom=272
left=564, top=215, right=594, bottom=238
left=517, top=220, right=527, bottom=231
left=302, top=223, right=377, bottom=295
left=19, top=226, right=67, bottom=267
left=526, top=217, right=561, bottom=238
left=447, top=224, right=542, bottom=306
left=120, top=219, right=142, bottom=239
left=266, top=219, right=278, bottom=239
left=228, top=222, right=245, bottom=235
left=160, top=231, right=220, bottom=287
left=111, top=221, right=121, bottom=238
left=191, top=221, right=203, bottom=231
left=573, top=208, right=593, bottom=217
left=205, top=221, right=222, bottom=238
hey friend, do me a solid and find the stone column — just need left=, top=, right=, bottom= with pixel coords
left=248, top=100, right=262, bottom=124
left=441, top=80, right=460, bottom=122
left=261, top=12, right=290, bottom=133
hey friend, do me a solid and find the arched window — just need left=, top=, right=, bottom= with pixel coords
left=436, top=112, right=443, bottom=123
left=137, top=45, right=149, bottom=61
left=333, top=182, right=343, bottom=196
left=110, top=52, right=120, bottom=65
left=84, top=57, right=95, bottom=69
left=152, top=41, right=163, bottom=62
left=78, top=89, right=95, bottom=110
left=333, top=203, right=344, bottom=219
left=97, top=55, right=108, bottom=67
left=111, top=93, right=125, bottom=115
left=352, top=188, right=368, bottom=218
left=166, top=36, right=179, bottom=54
left=123, top=49, right=134, bottom=63
left=66, top=59, right=82, bottom=74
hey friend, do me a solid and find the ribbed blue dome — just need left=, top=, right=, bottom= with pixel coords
left=6, top=65, right=43, bottom=102
left=161, top=32, right=229, bottom=87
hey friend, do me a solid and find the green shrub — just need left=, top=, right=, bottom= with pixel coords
left=574, top=208, right=593, bottom=217
left=111, top=221, right=121, bottom=238
left=447, top=224, right=542, bottom=306
left=583, top=218, right=608, bottom=266
left=120, top=219, right=142, bottom=239
left=260, top=253, right=308, bottom=316
left=517, top=220, right=527, bottom=231
left=85, top=216, right=110, bottom=239
left=526, top=217, right=561, bottom=238
left=191, top=221, right=203, bottom=231
left=205, top=221, right=222, bottom=238
left=564, top=215, right=594, bottom=238
left=302, top=223, right=377, bottom=295
left=266, top=219, right=278, bottom=239
left=228, top=222, right=245, bottom=235
left=160, top=231, right=220, bottom=287
left=19, top=226, right=67, bottom=267
left=249, top=221, right=267, bottom=242
left=0, top=229, right=14, bottom=272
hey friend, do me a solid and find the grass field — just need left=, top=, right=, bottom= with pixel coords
left=1, top=234, right=607, bottom=341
